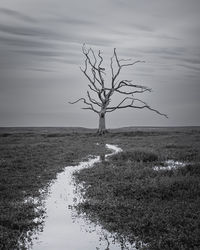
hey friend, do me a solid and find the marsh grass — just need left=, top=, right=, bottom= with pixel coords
left=0, top=127, right=200, bottom=249
left=110, top=151, right=158, bottom=163
left=0, top=128, right=104, bottom=249
left=74, top=127, right=200, bottom=250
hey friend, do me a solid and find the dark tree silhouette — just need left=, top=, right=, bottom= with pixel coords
left=69, top=45, right=167, bottom=135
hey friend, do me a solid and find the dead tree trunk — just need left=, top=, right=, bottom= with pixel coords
left=98, top=112, right=106, bottom=135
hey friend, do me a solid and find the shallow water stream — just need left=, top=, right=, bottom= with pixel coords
left=24, top=144, right=138, bottom=250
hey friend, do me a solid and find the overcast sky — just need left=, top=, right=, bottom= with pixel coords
left=0, top=0, right=199, bottom=128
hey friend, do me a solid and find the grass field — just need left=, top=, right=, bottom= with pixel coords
left=0, top=127, right=200, bottom=249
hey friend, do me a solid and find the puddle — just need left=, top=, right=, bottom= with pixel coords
left=22, top=144, right=139, bottom=250
left=153, top=159, right=186, bottom=171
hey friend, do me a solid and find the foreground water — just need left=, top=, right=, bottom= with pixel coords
left=153, top=159, right=186, bottom=171
left=24, top=144, right=139, bottom=250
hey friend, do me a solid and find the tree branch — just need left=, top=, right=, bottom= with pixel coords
left=121, top=60, right=145, bottom=68
left=69, top=98, right=99, bottom=113
left=115, top=80, right=151, bottom=93
left=70, top=45, right=168, bottom=121
left=115, top=88, right=151, bottom=95
left=87, top=91, right=102, bottom=107
left=106, top=97, right=168, bottom=118
left=110, top=48, right=145, bottom=91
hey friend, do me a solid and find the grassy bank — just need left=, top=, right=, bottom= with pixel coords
left=0, top=127, right=106, bottom=249
left=74, top=127, right=200, bottom=250
left=0, top=127, right=200, bottom=249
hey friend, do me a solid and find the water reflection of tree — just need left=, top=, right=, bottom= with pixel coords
left=100, top=153, right=106, bottom=162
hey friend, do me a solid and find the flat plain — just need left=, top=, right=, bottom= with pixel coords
left=0, top=127, right=200, bottom=249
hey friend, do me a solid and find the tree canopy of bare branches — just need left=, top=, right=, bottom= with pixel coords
left=69, top=45, right=167, bottom=134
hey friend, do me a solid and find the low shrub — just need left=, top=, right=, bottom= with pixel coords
left=110, top=150, right=158, bottom=163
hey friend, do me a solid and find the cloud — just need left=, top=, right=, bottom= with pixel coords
left=0, top=7, right=36, bottom=23
left=0, top=23, right=66, bottom=41
left=49, top=15, right=95, bottom=26
left=0, top=34, right=50, bottom=49
left=178, top=64, right=200, bottom=72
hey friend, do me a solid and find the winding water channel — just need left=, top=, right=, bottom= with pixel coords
left=24, top=144, right=138, bottom=250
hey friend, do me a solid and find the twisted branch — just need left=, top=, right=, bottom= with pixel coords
left=69, top=98, right=99, bottom=113
left=69, top=45, right=168, bottom=120
left=106, top=96, right=168, bottom=118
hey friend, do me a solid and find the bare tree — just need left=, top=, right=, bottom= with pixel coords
left=69, top=45, right=167, bottom=135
